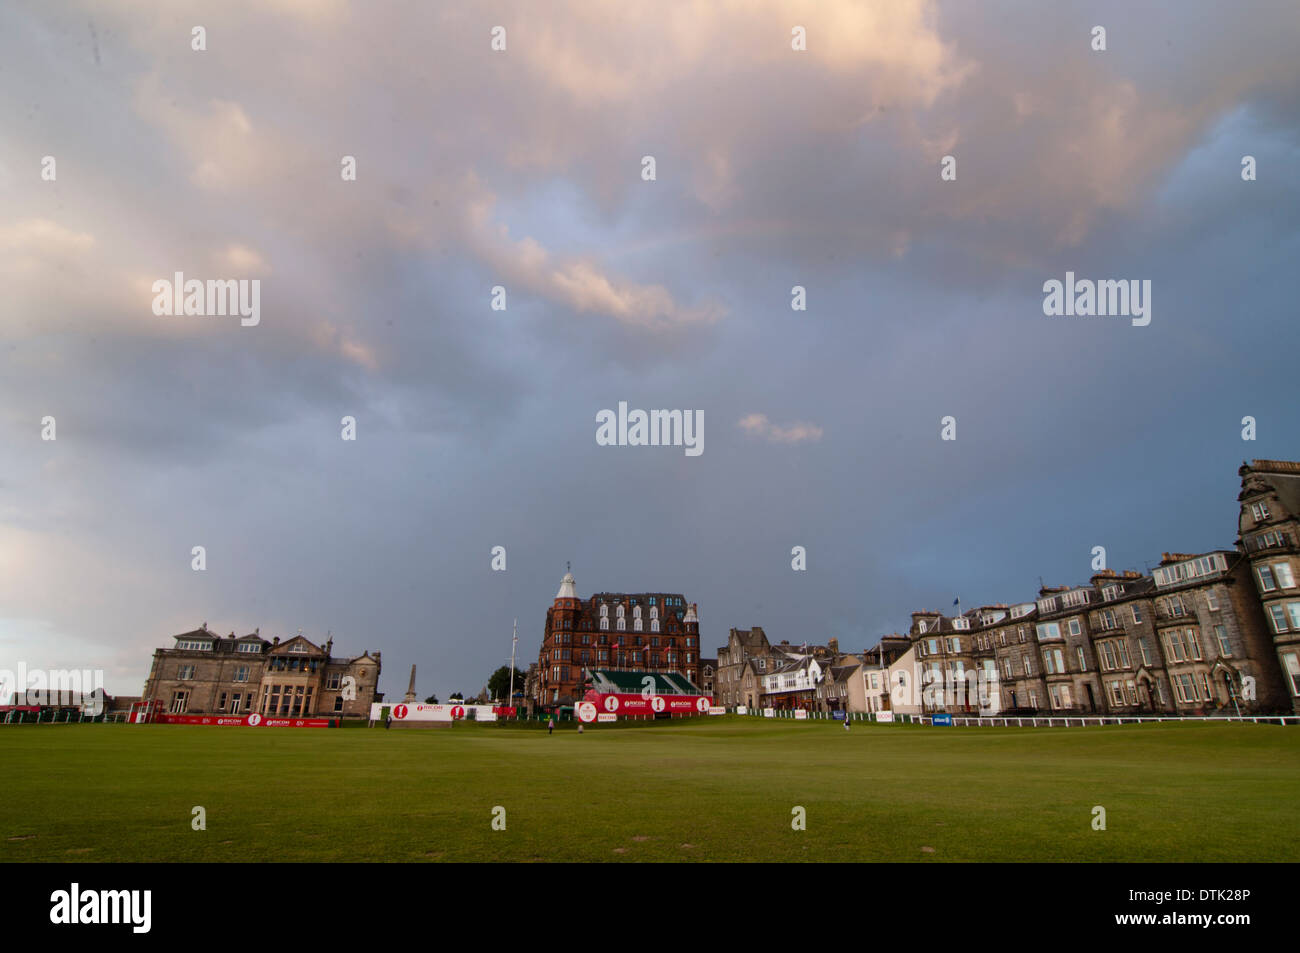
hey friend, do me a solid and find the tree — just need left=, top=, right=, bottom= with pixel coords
left=486, top=666, right=517, bottom=703
left=424, top=695, right=439, bottom=705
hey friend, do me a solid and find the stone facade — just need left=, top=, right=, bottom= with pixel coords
left=141, top=626, right=381, bottom=719
left=1237, top=460, right=1300, bottom=712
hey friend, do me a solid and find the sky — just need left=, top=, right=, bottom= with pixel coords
left=1, top=0, right=1298, bottom=701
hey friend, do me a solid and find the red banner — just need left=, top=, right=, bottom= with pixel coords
left=156, top=713, right=333, bottom=727
left=582, top=691, right=711, bottom=715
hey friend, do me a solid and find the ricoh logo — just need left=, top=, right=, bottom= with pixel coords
left=595, top=401, right=703, bottom=457
left=151, top=272, right=261, bottom=327
left=49, top=883, right=151, bottom=934
left=1042, top=271, right=1151, bottom=327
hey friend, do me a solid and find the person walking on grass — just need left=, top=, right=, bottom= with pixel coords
left=843, top=714, right=851, bottom=732
left=547, top=716, right=555, bottom=735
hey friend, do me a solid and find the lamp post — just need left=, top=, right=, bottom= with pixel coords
left=1225, top=671, right=1241, bottom=718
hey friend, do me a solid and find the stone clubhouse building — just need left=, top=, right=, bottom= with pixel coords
left=140, top=628, right=381, bottom=719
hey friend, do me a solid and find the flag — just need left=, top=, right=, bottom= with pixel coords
left=953, top=597, right=960, bottom=606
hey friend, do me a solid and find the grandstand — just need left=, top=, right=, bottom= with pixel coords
left=586, top=669, right=703, bottom=696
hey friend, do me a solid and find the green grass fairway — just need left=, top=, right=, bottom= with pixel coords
left=3, top=718, right=1298, bottom=862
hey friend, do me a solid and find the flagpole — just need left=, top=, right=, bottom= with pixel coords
left=507, top=619, right=518, bottom=712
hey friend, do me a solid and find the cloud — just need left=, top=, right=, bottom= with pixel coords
left=738, top=413, right=824, bottom=444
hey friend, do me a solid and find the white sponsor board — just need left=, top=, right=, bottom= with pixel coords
left=577, top=702, right=598, bottom=723
left=876, top=710, right=895, bottom=723
left=371, top=702, right=496, bottom=722
left=736, top=705, right=748, bottom=715
left=794, top=709, right=808, bottom=720
left=597, top=712, right=617, bottom=723
left=763, top=708, right=776, bottom=718
left=708, top=706, right=726, bottom=715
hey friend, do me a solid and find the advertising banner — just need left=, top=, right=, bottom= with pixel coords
left=932, top=712, right=953, bottom=726
left=156, top=713, right=332, bottom=728
left=794, top=709, right=808, bottom=720
left=597, top=712, right=617, bottom=723
left=875, top=710, right=895, bottom=723
left=584, top=692, right=711, bottom=716
left=379, top=702, right=499, bottom=722
left=763, top=708, right=776, bottom=718
left=708, top=706, right=726, bottom=715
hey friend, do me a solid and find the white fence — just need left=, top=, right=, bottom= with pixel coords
left=732, top=708, right=1298, bottom=727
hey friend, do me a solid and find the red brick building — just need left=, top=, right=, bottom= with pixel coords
left=535, top=569, right=701, bottom=708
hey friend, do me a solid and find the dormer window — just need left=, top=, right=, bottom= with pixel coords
left=1252, top=501, right=1271, bottom=522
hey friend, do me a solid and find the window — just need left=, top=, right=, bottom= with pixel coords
left=1099, top=642, right=1119, bottom=671
left=218, top=692, right=227, bottom=710
left=1076, top=646, right=1087, bottom=671
left=1042, top=648, right=1065, bottom=675
left=918, top=621, right=928, bottom=634
left=1215, top=625, right=1231, bottom=656
left=1205, top=590, right=1219, bottom=611
left=999, top=632, right=1007, bottom=647
left=1166, top=596, right=1187, bottom=618
left=176, top=639, right=213, bottom=651
left=1186, top=630, right=1202, bottom=661
left=600, top=618, right=609, bottom=631
left=169, top=691, right=189, bottom=713
left=1102, top=585, right=1123, bottom=601
left=238, top=642, right=261, bottom=653
left=1062, top=589, right=1089, bottom=608
left=1068, top=618, right=1082, bottom=637
left=1283, top=652, right=1300, bottom=695
left=1251, top=501, right=1271, bottom=522
left=233, top=666, right=249, bottom=683
left=1132, top=605, right=1144, bottom=624
left=617, top=618, right=626, bottom=632
left=952, top=618, right=969, bottom=631
left=178, top=665, right=196, bottom=680
left=1036, top=622, right=1061, bottom=641
left=1099, top=609, right=1117, bottom=630
left=1001, top=658, right=1012, bottom=678
left=1258, top=566, right=1277, bottom=592
left=1023, top=655, right=1033, bottom=676
left=1275, top=563, right=1296, bottom=589
left=928, top=639, right=939, bottom=655
left=1108, top=681, right=1125, bottom=707
left=231, top=693, right=242, bottom=713
left=1018, top=627, right=1027, bottom=643
left=1165, top=630, right=1187, bottom=663
left=1174, top=673, right=1196, bottom=703
left=1268, top=604, right=1289, bottom=633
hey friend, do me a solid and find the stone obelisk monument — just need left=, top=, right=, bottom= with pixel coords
left=403, top=664, right=418, bottom=703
